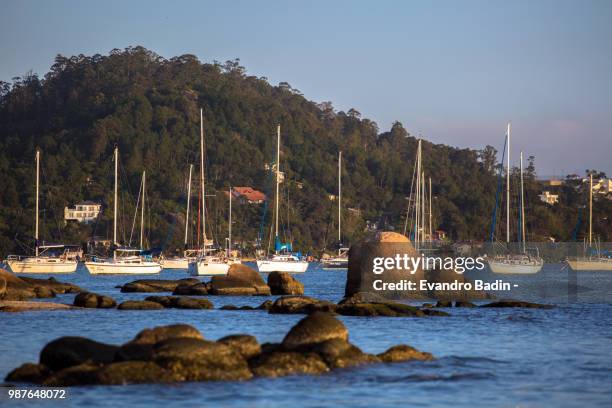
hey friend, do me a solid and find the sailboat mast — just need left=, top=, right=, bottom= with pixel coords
left=275, top=124, right=280, bottom=244
left=421, top=171, right=426, bottom=243
left=113, top=146, right=118, bottom=250
left=140, top=171, right=145, bottom=249
left=228, top=187, right=232, bottom=257
left=35, top=150, right=40, bottom=257
left=589, top=173, right=593, bottom=246
left=520, top=152, right=526, bottom=253
left=184, top=164, right=193, bottom=247
left=506, top=123, right=511, bottom=244
left=429, top=177, right=432, bottom=243
left=414, top=140, right=421, bottom=248
left=338, top=151, right=342, bottom=251
left=200, top=109, right=206, bottom=248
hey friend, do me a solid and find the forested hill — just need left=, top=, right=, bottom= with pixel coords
left=0, top=47, right=607, bottom=256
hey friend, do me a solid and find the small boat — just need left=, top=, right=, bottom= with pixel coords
left=257, top=253, right=309, bottom=273
left=84, top=146, right=161, bottom=275
left=566, top=174, right=612, bottom=272
left=322, top=151, right=348, bottom=269
left=6, top=150, right=77, bottom=274
left=85, top=248, right=162, bottom=275
left=487, top=253, right=543, bottom=274
left=256, top=124, right=309, bottom=274
left=488, top=124, right=543, bottom=274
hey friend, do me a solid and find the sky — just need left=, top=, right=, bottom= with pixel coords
left=1, top=0, right=611, bottom=176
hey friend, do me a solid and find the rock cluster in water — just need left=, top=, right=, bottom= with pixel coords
left=0, top=268, right=81, bottom=301
left=120, top=264, right=303, bottom=297
left=6, top=312, right=434, bottom=386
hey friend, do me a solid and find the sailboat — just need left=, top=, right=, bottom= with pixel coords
left=322, top=151, right=348, bottom=269
left=188, top=109, right=232, bottom=276
left=6, top=150, right=78, bottom=274
left=566, top=174, right=612, bottom=271
left=487, top=124, right=543, bottom=274
left=84, top=147, right=162, bottom=275
left=161, top=164, right=202, bottom=269
left=404, top=139, right=434, bottom=253
left=256, top=125, right=309, bottom=274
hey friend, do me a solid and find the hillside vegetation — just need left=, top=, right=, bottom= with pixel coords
left=0, top=46, right=609, bottom=257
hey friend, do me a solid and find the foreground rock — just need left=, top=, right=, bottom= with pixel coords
left=73, top=292, right=116, bottom=308
left=6, top=314, right=434, bottom=386
left=0, top=268, right=81, bottom=301
left=0, top=301, right=75, bottom=312
left=481, top=300, right=554, bottom=309
left=267, top=272, right=304, bottom=295
left=209, top=264, right=271, bottom=296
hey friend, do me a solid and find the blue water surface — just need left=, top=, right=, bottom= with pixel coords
left=1, top=263, right=611, bottom=407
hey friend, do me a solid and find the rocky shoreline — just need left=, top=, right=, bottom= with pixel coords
left=6, top=312, right=434, bottom=386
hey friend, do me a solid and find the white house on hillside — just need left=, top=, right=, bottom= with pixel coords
left=64, top=201, right=102, bottom=224
left=539, top=191, right=559, bottom=205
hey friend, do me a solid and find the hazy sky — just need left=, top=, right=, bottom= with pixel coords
left=2, top=0, right=611, bottom=176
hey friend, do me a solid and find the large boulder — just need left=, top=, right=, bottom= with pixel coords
left=345, top=231, right=489, bottom=301
left=209, top=264, right=271, bottom=296
left=335, top=302, right=429, bottom=317
left=267, top=272, right=304, bottom=295
left=40, top=337, right=119, bottom=371
left=20, top=276, right=81, bottom=294
left=73, top=292, right=116, bottom=308
left=282, top=312, right=348, bottom=350
left=345, top=231, right=429, bottom=300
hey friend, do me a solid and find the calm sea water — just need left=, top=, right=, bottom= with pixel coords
left=2, top=263, right=612, bottom=407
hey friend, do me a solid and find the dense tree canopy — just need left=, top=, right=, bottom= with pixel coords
left=0, top=47, right=609, bottom=257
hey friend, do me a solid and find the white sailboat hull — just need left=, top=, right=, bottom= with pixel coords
left=7, top=258, right=78, bottom=274
left=188, top=259, right=230, bottom=276
left=567, top=259, right=612, bottom=271
left=161, top=258, right=190, bottom=269
left=487, top=259, right=543, bottom=274
left=84, top=260, right=162, bottom=275
left=257, top=259, right=309, bottom=273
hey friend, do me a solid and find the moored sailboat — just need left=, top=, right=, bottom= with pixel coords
left=322, top=151, right=348, bottom=269
left=188, top=109, right=232, bottom=276
left=566, top=174, right=612, bottom=271
left=6, top=150, right=77, bottom=274
left=487, top=124, right=543, bottom=274
left=256, top=125, right=309, bottom=274
left=84, top=146, right=162, bottom=275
